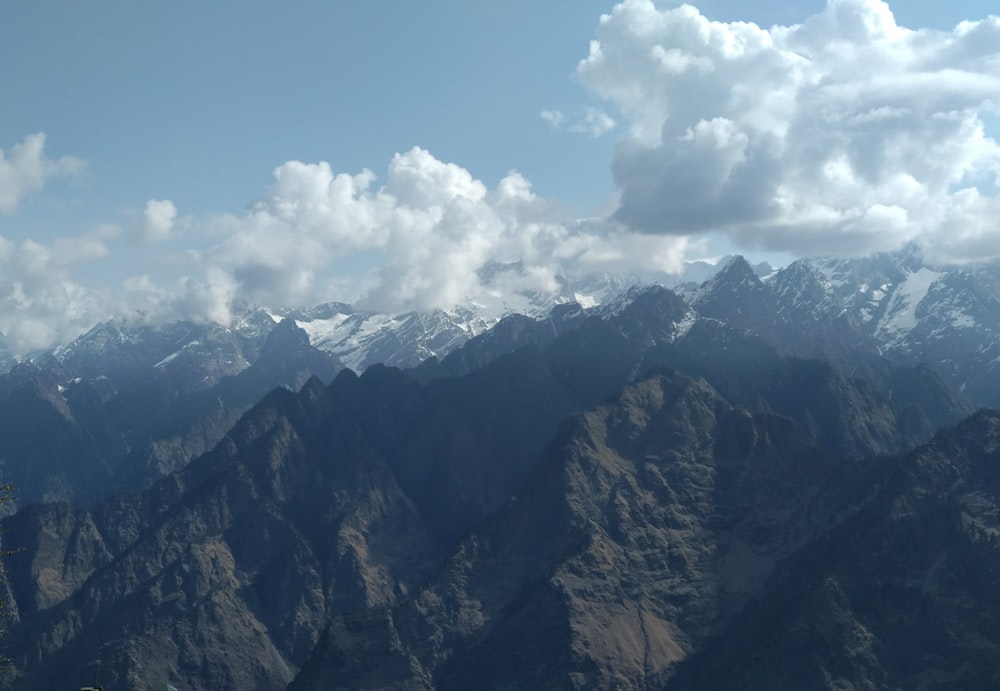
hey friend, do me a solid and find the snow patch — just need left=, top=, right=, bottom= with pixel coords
left=875, top=268, right=941, bottom=346
left=153, top=340, right=201, bottom=368
left=673, top=311, right=698, bottom=339
left=952, top=313, right=977, bottom=329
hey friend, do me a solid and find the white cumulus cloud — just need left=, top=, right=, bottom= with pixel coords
left=0, top=229, right=115, bottom=353
left=578, top=0, right=1000, bottom=261
left=0, top=133, right=84, bottom=213
left=154, top=147, right=688, bottom=325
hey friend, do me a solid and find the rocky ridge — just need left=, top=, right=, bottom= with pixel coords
left=0, top=286, right=973, bottom=689
left=0, top=318, right=341, bottom=509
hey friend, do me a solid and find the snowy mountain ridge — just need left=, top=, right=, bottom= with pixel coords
left=14, top=246, right=1000, bottom=408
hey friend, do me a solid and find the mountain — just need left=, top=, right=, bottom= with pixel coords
left=290, top=370, right=864, bottom=690
left=0, top=243, right=985, bottom=512
left=667, top=409, right=1000, bottom=690
left=284, top=268, right=661, bottom=374
left=111, top=317, right=342, bottom=492
left=0, top=254, right=941, bottom=512
left=0, top=293, right=971, bottom=689
left=288, top=305, right=490, bottom=374
left=0, top=259, right=767, bottom=382
left=0, top=344, right=592, bottom=689
left=0, top=316, right=342, bottom=510
left=5, top=245, right=999, bottom=408
left=285, top=373, right=998, bottom=690
left=0, top=364, right=126, bottom=507
left=639, top=320, right=969, bottom=460
left=2, top=245, right=1000, bottom=689
left=43, top=309, right=279, bottom=387
left=676, top=247, right=1000, bottom=410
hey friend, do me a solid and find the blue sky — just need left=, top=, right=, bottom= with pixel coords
left=3, top=2, right=616, bottom=222
left=1, top=0, right=998, bottom=352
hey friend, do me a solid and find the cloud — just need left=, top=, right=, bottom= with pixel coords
left=569, top=107, right=617, bottom=137
left=192, top=148, right=562, bottom=315
left=0, top=133, right=84, bottom=213
left=0, top=134, right=692, bottom=353
left=0, top=229, right=115, bottom=353
left=151, top=147, right=687, bottom=326
left=541, top=109, right=566, bottom=128
left=540, top=107, right=616, bottom=137
left=140, top=199, right=177, bottom=242
left=578, top=0, right=1000, bottom=261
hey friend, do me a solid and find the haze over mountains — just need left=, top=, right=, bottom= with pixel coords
left=2, top=245, right=1000, bottom=688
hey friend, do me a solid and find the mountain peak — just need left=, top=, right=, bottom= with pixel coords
left=706, top=255, right=763, bottom=289
left=260, top=316, right=311, bottom=356
left=690, top=255, right=770, bottom=314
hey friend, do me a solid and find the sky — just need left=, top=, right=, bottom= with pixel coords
left=1, top=0, right=998, bottom=353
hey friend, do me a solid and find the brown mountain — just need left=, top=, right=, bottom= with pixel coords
left=290, top=370, right=877, bottom=690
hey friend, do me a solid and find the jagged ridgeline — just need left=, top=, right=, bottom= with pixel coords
left=1, top=248, right=1000, bottom=688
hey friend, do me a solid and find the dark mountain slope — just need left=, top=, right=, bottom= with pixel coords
left=290, top=371, right=874, bottom=690
left=640, top=320, right=970, bottom=459
left=0, top=365, right=126, bottom=507
left=113, top=318, right=341, bottom=491
left=2, top=377, right=438, bottom=690
left=0, top=342, right=589, bottom=689
left=667, top=409, right=1000, bottom=690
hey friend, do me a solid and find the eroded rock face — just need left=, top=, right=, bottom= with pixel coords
left=2, top=377, right=439, bottom=691
left=0, top=344, right=584, bottom=690
left=668, top=410, right=1000, bottom=691
left=287, top=381, right=1000, bottom=691
left=290, top=372, right=870, bottom=690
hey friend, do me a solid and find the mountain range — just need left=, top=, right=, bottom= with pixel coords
left=1, top=245, right=999, bottom=688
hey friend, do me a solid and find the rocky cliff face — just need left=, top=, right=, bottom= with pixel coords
left=292, top=370, right=863, bottom=690
left=286, top=377, right=1000, bottom=691
left=668, top=410, right=1000, bottom=690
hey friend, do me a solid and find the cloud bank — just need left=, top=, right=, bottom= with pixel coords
left=177, top=147, right=688, bottom=325
left=0, top=142, right=691, bottom=353
left=580, top=0, right=1000, bottom=261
